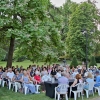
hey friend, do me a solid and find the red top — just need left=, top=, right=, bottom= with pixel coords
left=34, top=75, right=41, bottom=84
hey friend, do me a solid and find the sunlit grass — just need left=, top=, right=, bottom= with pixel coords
left=0, top=60, right=100, bottom=68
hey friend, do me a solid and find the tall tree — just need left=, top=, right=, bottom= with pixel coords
left=0, top=0, right=48, bottom=67
left=66, top=1, right=100, bottom=59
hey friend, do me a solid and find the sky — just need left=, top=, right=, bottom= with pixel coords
left=50, top=0, right=100, bottom=8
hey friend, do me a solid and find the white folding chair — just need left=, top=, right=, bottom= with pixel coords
left=84, top=82, right=94, bottom=98
left=70, top=83, right=84, bottom=100
left=12, top=82, right=18, bottom=92
left=2, top=79, right=6, bottom=87
left=94, top=82, right=100, bottom=96
left=94, top=86, right=100, bottom=96
left=55, top=84, right=69, bottom=100
left=8, top=79, right=13, bottom=90
left=35, top=80, right=41, bottom=94
left=22, top=82, right=30, bottom=95
left=35, top=84, right=41, bottom=93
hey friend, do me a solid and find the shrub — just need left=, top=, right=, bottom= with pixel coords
left=95, top=56, right=100, bottom=63
left=70, top=56, right=78, bottom=68
left=89, top=56, right=97, bottom=67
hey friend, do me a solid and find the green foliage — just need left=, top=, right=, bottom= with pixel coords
left=70, top=56, right=78, bottom=68
left=66, top=2, right=100, bottom=59
left=95, top=56, right=100, bottom=63
left=0, top=0, right=100, bottom=65
left=89, top=56, right=97, bottom=67
left=0, top=48, right=7, bottom=61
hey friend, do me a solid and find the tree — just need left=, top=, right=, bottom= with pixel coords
left=89, top=56, right=97, bottom=66
left=0, top=0, right=48, bottom=67
left=70, top=56, right=78, bottom=68
left=66, top=1, right=100, bottom=59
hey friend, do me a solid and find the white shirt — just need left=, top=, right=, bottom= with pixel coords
left=41, top=75, right=51, bottom=82
left=7, top=72, right=14, bottom=79
left=56, top=72, right=61, bottom=79
left=72, top=72, right=79, bottom=78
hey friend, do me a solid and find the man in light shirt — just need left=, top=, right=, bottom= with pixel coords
left=7, top=68, right=14, bottom=81
left=41, top=72, right=51, bottom=82
left=41, top=72, right=51, bottom=92
left=56, top=70, right=61, bottom=79
left=58, top=72, right=69, bottom=85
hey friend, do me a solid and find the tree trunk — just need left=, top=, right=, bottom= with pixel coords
left=6, top=36, right=15, bottom=67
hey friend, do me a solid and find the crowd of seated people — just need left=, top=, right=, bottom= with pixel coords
left=0, top=64, right=100, bottom=95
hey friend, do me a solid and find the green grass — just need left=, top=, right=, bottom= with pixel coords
left=0, top=60, right=52, bottom=68
left=0, top=87, right=99, bottom=100
left=0, top=60, right=100, bottom=68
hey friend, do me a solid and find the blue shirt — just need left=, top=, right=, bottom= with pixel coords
left=58, top=76, right=69, bottom=85
left=86, top=78, right=94, bottom=83
left=14, top=74, right=22, bottom=81
left=94, top=75, right=100, bottom=87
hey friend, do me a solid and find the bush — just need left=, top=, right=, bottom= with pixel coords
left=89, top=56, right=97, bottom=67
left=95, top=56, right=100, bottom=63
left=16, top=56, right=27, bottom=62
left=70, top=56, right=78, bottom=68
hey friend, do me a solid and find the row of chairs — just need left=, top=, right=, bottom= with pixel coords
left=55, top=82, right=100, bottom=100
left=0, top=78, right=40, bottom=95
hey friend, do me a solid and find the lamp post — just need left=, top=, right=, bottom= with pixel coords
left=82, top=30, right=94, bottom=69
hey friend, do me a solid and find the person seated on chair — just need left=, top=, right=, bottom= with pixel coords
left=2, top=69, right=8, bottom=85
left=6, top=68, right=15, bottom=85
left=33, top=71, right=41, bottom=84
left=57, top=72, right=69, bottom=99
left=94, top=71, right=100, bottom=87
left=72, top=69, right=79, bottom=78
left=51, top=67, right=57, bottom=77
left=84, top=72, right=94, bottom=90
left=57, top=72, right=69, bottom=92
left=0, top=68, right=3, bottom=79
left=41, top=67, right=48, bottom=76
left=71, top=74, right=83, bottom=90
left=12, top=71, right=22, bottom=92
left=41, top=71, right=51, bottom=92
left=21, top=70, right=36, bottom=94
left=55, top=69, right=61, bottom=79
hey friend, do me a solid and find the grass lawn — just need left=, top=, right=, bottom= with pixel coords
left=0, top=60, right=100, bottom=68
left=0, top=60, right=57, bottom=68
left=0, top=87, right=99, bottom=100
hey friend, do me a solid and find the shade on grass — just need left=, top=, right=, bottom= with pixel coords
left=0, top=87, right=99, bottom=100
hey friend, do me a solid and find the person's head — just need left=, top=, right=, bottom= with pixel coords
left=4, top=69, right=8, bottom=72
left=35, top=71, right=40, bottom=76
left=14, top=68, right=17, bottom=72
left=8, top=68, right=12, bottom=72
left=95, top=71, right=99, bottom=76
left=52, top=67, right=55, bottom=71
left=76, top=74, right=82, bottom=80
left=0, top=68, right=2, bottom=72
left=87, top=72, right=93, bottom=79
left=20, top=69, right=23, bottom=73
left=58, top=69, right=61, bottom=73
left=43, top=67, right=46, bottom=71
left=15, top=71, right=19, bottom=75
left=61, top=72, right=66, bottom=77
left=23, top=70, right=27, bottom=75
left=74, top=69, right=78, bottom=72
